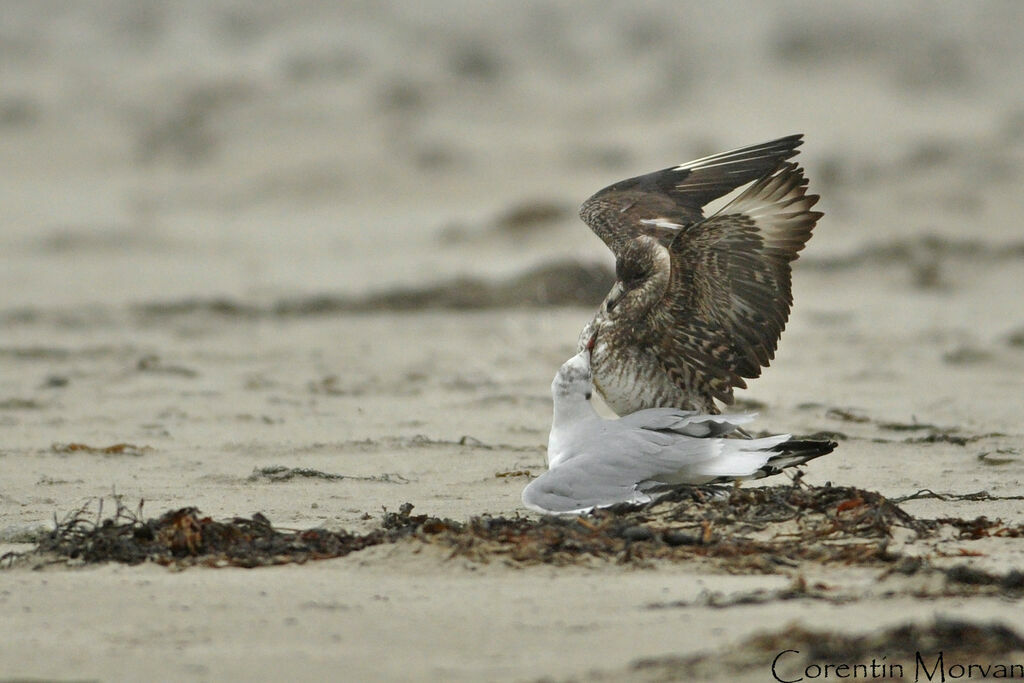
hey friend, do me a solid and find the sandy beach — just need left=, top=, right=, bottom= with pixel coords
left=2, top=2, right=1024, bottom=681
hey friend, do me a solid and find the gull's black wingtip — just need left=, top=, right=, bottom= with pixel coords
left=781, top=438, right=838, bottom=461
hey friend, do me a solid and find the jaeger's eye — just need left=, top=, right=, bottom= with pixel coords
left=616, top=260, right=646, bottom=284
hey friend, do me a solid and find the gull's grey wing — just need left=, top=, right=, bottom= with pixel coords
left=616, top=409, right=754, bottom=437
left=522, top=465, right=650, bottom=514
left=645, top=163, right=822, bottom=405
left=578, top=135, right=804, bottom=257
left=523, top=433, right=715, bottom=514
left=522, top=428, right=797, bottom=514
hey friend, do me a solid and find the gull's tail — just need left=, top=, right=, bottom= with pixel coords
left=713, top=438, right=836, bottom=483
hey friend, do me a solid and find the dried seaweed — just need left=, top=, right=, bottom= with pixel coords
left=131, top=259, right=613, bottom=318
left=51, top=442, right=152, bottom=456
left=816, top=405, right=1005, bottom=446
left=0, top=397, right=43, bottom=410
left=7, top=484, right=1024, bottom=574
left=893, top=489, right=1024, bottom=504
left=825, top=407, right=870, bottom=423
left=16, top=496, right=393, bottom=568
left=136, top=354, right=198, bottom=377
left=0, top=484, right=917, bottom=571
left=942, top=565, right=1024, bottom=590
left=648, top=576, right=853, bottom=610
left=626, top=618, right=1024, bottom=681
left=247, top=466, right=409, bottom=484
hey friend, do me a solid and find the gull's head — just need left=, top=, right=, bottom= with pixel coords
left=551, top=350, right=593, bottom=400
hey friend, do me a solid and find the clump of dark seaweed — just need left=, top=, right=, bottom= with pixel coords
left=5, top=484, right=1023, bottom=572
left=388, top=484, right=929, bottom=569
left=16, top=495, right=389, bottom=568
left=631, top=618, right=1024, bottom=680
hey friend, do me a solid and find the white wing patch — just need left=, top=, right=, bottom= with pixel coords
left=640, top=218, right=684, bottom=230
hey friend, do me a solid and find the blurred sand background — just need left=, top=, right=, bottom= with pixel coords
left=1, top=1, right=1024, bottom=681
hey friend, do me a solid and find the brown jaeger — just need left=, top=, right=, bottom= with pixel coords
left=578, top=134, right=823, bottom=415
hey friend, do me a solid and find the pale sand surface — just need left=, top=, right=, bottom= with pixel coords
left=2, top=2, right=1024, bottom=681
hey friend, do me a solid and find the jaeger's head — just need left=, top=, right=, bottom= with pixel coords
left=603, top=235, right=671, bottom=321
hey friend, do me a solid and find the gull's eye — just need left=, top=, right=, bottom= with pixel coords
left=584, top=391, right=592, bottom=400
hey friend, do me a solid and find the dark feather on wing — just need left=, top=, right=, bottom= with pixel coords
left=650, top=162, right=822, bottom=404
left=578, top=134, right=804, bottom=256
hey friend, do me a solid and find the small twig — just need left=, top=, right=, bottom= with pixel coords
left=894, top=489, right=1024, bottom=503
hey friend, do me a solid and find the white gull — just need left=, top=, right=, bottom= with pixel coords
left=522, top=350, right=834, bottom=515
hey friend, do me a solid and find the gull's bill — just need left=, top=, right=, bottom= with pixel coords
left=523, top=351, right=834, bottom=515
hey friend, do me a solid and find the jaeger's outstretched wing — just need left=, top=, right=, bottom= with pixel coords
left=578, top=134, right=804, bottom=258
left=647, top=162, right=823, bottom=405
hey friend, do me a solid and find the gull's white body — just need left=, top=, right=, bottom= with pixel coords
left=524, top=351, right=827, bottom=515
